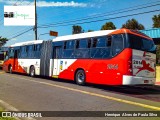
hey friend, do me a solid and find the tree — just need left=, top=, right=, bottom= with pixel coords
left=156, top=45, right=160, bottom=65
left=122, top=18, right=145, bottom=30
left=0, top=37, right=8, bottom=47
left=88, top=30, right=94, bottom=32
left=72, top=25, right=83, bottom=34
left=152, top=14, right=160, bottom=28
left=101, top=22, right=116, bottom=30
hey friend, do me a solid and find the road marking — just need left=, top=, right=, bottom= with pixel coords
left=5, top=74, right=160, bottom=111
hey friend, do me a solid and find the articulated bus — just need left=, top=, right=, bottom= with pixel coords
left=3, top=29, right=156, bottom=85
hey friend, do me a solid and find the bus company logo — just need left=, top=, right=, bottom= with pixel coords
left=136, top=60, right=154, bottom=74
left=4, top=12, right=32, bottom=20
left=2, top=112, right=11, bottom=117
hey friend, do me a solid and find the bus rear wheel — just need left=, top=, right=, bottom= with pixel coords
left=30, top=66, right=35, bottom=77
left=75, top=69, right=86, bottom=85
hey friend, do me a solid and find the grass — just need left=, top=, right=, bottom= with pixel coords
left=0, top=107, right=16, bottom=120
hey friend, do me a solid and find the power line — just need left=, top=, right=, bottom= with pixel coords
left=5, top=27, right=33, bottom=38
left=8, top=27, right=33, bottom=40
left=7, top=7, right=160, bottom=39
left=38, top=0, right=160, bottom=20
left=38, top=9, right=160, bottom=28
left=38, top=2, right=160, bottom=28
left=4, top=0, right=160, bottom=39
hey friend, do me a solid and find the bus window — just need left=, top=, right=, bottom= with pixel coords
left=96, top=37, right=106, bottom=47
left=92, top=38, right=97, bottom=47
left=112, top=34, right=124, bottom=56
left=142, top=39, right=156, bottom=52
left=9, top=49, right=14, bottom=58
left=128, top=34, right=156, bottom=53
left=63, top=40, right=75, bottom=58
left=64, top=41, right=67, bottom=49
left=79, top=39, right=88, bottom=48
left=88, top=38, right=91, bottom=48
left=76, top=40, right=79, bottom=49
left=107, top=36, right=112, bottom=47
left=66, top=40, right=75, bottom=49
left=37, top=44, right=41, bottom=51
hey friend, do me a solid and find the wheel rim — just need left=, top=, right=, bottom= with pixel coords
left=77, top=72, right=84, bottom=83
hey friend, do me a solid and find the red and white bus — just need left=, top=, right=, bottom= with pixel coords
left=3, top=29, right=156, bottom=85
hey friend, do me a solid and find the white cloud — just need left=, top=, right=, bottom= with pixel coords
left=1, top=0, right=87, bottom=7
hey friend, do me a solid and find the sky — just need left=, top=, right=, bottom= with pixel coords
left=0, top=0, right=160, bottom=46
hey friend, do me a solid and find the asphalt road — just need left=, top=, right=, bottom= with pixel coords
left=0, top=69, right=160, bottom=120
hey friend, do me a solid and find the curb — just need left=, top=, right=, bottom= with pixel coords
left=0, top=99, right=36, bottom=120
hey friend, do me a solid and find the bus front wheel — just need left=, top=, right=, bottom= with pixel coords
left=75, top=69, right=86, bottom=85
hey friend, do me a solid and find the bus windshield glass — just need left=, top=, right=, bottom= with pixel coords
left=128, top=34, right=156, bottom=53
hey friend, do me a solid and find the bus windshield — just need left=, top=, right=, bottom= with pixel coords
left=128, top=34, right=156, bottom=53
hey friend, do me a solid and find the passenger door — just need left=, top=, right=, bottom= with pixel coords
left=53, top=46, right=62, bottom=76
left=13, top=50, right=18, bottom=71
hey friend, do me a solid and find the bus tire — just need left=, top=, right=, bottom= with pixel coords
left=9, top=65, right=12, bottom=74
left=30, top=66, right=35, bottom=77
left=75, top=69, right=86, bottom=85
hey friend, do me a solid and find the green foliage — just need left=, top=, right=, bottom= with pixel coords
left=122, top=18, right=145, bottom=30
left=101, top=22, right=116, bottom=30
left=152, top=14, right=160, bottom=28
left=87, top=30, right=94, bottom=32
left=72, top=25, right=83, bottom=34
left=156, top=45, right=160, bottom=65
left=0, top=37, right=8, bottom=47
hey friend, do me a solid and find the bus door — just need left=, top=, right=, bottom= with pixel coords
left=53, top=46, right=62, bottom=76
left=12, top=50, right=18, bottom=71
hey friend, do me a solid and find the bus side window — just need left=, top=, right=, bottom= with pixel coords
left=63, top=40, right=75, bottom=58
left=76, top=40, right=79, bottom=49
left=96, top=37, right=106, bottom=47
left=37, top=44, right=41, bottom=51
left=64, top=41, right=67, bottom=49
left=9, top=49, right=14, bottom=58
left=33, top=45, right=36, bottom=51
left=79, top=39, right=88, bottom=48
left=107, top=36, right=112, bottom=47
left=66, top=40, right=75, bottom=49
left=111, top=34, right=124, bottom=56
left=88, top=38, right=91, bottom=48
left=92, top=38, right=97, bottom=47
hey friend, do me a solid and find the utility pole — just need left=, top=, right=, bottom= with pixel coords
left=34, top=0, right=37, bottom=40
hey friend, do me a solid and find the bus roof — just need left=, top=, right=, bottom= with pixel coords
left=52, top=30, right=115, bottom=42
left=10, top=40, right=43, bottom=47
left=9, top=29, right=152, bottom=47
